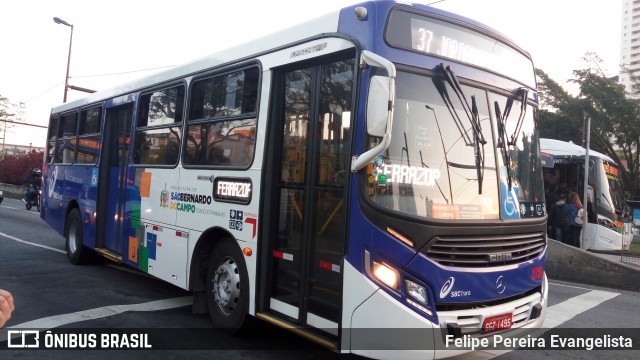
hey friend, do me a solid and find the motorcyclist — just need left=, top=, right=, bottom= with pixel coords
left=24, top=168, right=42, bottom=204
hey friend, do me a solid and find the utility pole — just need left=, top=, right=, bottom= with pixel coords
left=581, top=113, right=591, bottom=249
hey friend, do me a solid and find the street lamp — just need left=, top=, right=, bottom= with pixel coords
left=53, top=16, right=73, bottom=103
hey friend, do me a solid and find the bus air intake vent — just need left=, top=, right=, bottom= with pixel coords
left=424, top=232, right=546, bottom=267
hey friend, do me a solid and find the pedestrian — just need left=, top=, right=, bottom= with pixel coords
left=565, top=192, right=583, bottom=248
left=0, top=288, right=14, bottom=328
left=557, top=182, right=569, bottom=199
left=545, top=185, right=560, bottom=234
left=548, top=193, right=568, bottom=242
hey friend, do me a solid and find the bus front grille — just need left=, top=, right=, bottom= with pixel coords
left=424, top=232, right=546, bottom=267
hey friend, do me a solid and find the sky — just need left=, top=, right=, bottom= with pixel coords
left=0, top=0, right=622, bottom=148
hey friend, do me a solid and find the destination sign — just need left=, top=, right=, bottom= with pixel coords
left=385, top=10, right=535, bottom=87
left=603, top=162, right=620, bottom=177
left=213, top=177, right=252, bottom=204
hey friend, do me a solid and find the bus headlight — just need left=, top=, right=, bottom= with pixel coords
left=372, top=261, right=400, bottom=289
left=597, top=215, right=616, bottom=230
left=405, top=279, right=428, bottom=306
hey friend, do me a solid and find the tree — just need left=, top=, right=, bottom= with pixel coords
left=0, top=94, right=27, bottom=159
left=536, top=69, right=587, bottom=145
left=537, top=53, right=640, bottom=195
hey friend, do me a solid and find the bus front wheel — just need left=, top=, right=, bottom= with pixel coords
left=65, top=208, right=90, bottom=265
left=206, top=239, right=249, bottom=334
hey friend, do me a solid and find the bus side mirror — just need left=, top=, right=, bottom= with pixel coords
left=367, top=75, right=391, bottom=137
left=351, top=51, right=396, bottom=172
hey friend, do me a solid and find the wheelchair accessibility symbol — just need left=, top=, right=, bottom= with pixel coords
left=504, top=192, right=517, bottom=217
left=501, top=181, right=520, bottom=219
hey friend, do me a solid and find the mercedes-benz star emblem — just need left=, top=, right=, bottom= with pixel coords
left=496, top=275, right=506, bottom=294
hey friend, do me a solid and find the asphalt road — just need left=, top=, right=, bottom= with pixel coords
left=1, top=197, right=639, bottom=359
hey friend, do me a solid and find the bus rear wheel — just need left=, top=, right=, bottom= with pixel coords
left=65, top=208, right=90, bottom=265
left=206, top=239, right=249, bottom=334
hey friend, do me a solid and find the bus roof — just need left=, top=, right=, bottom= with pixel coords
left=540, top=138, right=615, bottom=163
left=51, top=8, right=342, bottom=115
left=50, top=0, right=531, bottom=116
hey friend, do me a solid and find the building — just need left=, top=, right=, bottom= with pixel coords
left=620, top=0, right=640, bottom=97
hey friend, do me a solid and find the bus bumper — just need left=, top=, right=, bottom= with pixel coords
left=346, top=262, right=548, bottom=360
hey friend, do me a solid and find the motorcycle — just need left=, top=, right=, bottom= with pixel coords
left=22, top=186, right=40, bottom=212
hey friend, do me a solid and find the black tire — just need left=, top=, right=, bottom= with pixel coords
left=206, top=239, right=250, bottom=334
left=65, top=208, right=90, bottom=265
left=26, top=203, right=31, bottom=210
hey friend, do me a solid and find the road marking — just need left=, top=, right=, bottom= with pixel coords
left=543, top=289, right=619, bottom=328
left=549, top=281, right=599, bottom=291
left=0, top=204, right=41, bottom=214
left=0, top=231, right=66, bottom=254
left=461, top=287, right=620, bottom=359
left=1, top=296, right=193, bottom=342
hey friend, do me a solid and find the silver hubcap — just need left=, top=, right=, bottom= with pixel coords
left=212, top=258, right=240, bottom=315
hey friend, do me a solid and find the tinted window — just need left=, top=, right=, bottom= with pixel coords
left=134, top=85, right=184, bottom=166
left=76, top=106, right=102, bottom=165
left=189, top=67, right=258, bottom=120
left=55, top=112, right=78, bottom=164
left=184, top=67, right=259, bottom=167
left=46, top=116, right=58, bottom=163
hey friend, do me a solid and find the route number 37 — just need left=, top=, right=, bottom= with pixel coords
left=415, top=28, right=434, bottom=52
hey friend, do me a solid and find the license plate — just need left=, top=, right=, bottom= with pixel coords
left=482, top=313, right=512, bottom=334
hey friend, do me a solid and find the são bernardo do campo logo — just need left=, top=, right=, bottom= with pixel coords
left=160, top=186, right=212, bottom=213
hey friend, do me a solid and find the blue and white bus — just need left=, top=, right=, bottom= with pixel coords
left=42, top=1, right=547, bottom=357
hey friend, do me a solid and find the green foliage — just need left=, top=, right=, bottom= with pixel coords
left=537, top=53, right=640, bottom=195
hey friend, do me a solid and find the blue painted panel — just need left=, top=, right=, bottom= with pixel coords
left=404, top=249, right=547, bottom=304
left=103, top=168, right=121, bottom=252
left=146, top=232, right=157, bottom=260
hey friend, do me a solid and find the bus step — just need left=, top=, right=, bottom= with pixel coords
left=94, top=248, right=122, bottom=263
left=255, top=312, right=337, bottom=351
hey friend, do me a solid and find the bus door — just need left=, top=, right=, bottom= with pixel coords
left=96, top=104, right=133, bottom=257
left=263, top=53, right=354, bottom=339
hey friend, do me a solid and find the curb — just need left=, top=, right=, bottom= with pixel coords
left=546, top=239, right=640, bottom=292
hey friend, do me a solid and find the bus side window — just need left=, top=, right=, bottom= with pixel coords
left=185, top=66, right=259, bottom=168
left=134, top=85, right=184, bottom=166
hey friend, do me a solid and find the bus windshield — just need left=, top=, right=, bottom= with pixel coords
left=365, top=70, right=544, bottom=220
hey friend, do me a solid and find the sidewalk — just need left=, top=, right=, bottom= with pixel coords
left=591, top=251, right=640, bottom=270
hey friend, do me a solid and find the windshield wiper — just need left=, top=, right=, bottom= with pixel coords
left=494, top=88, right=528, bottom=191
left=438, top=65, right=487, bottom=146
left=434, top=64, right=486, bottom=194
left=495, top=100, right=513, bottom=190
left=509, top=88, right=528, bottom=146
left=432, top=70, right=473, bottom=147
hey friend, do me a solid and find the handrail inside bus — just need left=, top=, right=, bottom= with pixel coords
left=351, top=50, right=396, bottom=172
